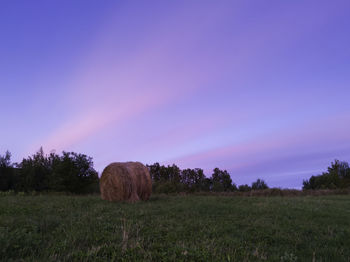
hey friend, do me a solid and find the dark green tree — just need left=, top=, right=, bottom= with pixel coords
left=303, top=160, right=350, bottom=190
left=17, top=148, right=51, bottom=192
left=16, top=148, right=99, bottom=193
left=0, top=151, right=15, bottom=191
left=238, top=184, right=252, bottom=192
left=251, top=178, right=268, bottom=190
left=147, top=163, right=182, bottom=193
left=201, top=177, right=212, bottom=192
left=52, top=151, right=99, bottom=194
left=211, top=168, right=235, bottom=192
left=147, top=163, right=181, bottom=183
left=181, top=168, right=206, bottom=192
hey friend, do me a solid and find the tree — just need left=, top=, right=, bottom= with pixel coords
left=16, top=148, right=99, bottom=193
left=181, top=168, right=206, bottom=192
left=148, top=164, right=242, bottom=193
left=201, top=177, right=212, bottom=192
left=251, top=178, right=268, bottom=190
left=147, top=163, right=181, bottom=183
left=211, top=168, right=234, bottom=192
left=0, top=151, right=15, bottom=191
left=51, top=151, right=99, bottom=194
left=0, top=150, right=12, bottom=168
left=148, top=163, right=162, bottom=182
left=303, top=160, right=350, bottom=190
left=17, top=147, right=51, bottom=192
left=147, top=163, right=183, bottom=193
left=166, top=164, right=181, bottom=184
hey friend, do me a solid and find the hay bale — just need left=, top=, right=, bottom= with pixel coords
left=100, top=162, right=152, bottom=202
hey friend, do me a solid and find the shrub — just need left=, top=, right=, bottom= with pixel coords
left=238, top=184, right=252, bottom=192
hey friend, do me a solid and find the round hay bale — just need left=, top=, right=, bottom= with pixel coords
left=100, top=162, right=152, bottom=202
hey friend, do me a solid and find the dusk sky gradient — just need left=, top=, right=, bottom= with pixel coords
left=1, top=1, right=350, bottom=188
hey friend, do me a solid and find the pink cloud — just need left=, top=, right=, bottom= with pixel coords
left=29, top=3, right=237, bottom=154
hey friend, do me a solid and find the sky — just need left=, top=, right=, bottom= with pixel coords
left=1, top=0, right=350, bottom=188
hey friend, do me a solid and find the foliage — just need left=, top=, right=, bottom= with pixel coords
left=148, top=162, right=181, bottom=184
left=147, top=164, right=237, bottom=193
left=0, top=150, right=12, bottom=168
left=51, top=151, right=99, bottom=194
left=211, top=167, right=236, bottom=192
left=252, top=178, right=269, bottom=190
left=238, top=184, right=252, bottom=192
left=17, top=148, right=52, bottom=192
left=181, top=168, right=207, bottom=192
left=0, top=151, right=16, bottom=191
left=303, top=160, right=350, bottom=190
left=0, top=149, right=99, bottom=194
left=148, top=163, right=183, bottom=193
left=1, top=194, right=350, bottom=261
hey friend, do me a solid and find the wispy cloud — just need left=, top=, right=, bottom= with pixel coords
left=167, top=113, right=350, bottom=181
left=31, top=2, right=227, bottom=153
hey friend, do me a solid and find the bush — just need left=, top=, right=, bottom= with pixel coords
left=153, top=181, right=183, bottom=194
left=238, top=184, right=251, bottom=192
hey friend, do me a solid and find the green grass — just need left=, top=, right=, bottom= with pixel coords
left=1, top=194, right=350, bottom=261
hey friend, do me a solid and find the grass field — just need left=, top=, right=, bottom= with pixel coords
left=1, top=194, right=350, bottom=261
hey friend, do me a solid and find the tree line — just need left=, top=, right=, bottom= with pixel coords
left=147, top=163, right=268, bottom=193
left=1, top=149, right=349, bottom=194
left=302, top=160, right=350, bottom=190
left=0, top=149, right=99, bottom=194
left=0, top=149, right=269, bottom=194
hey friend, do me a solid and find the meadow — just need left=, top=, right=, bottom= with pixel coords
left=1, top=194, right=350, bottom=261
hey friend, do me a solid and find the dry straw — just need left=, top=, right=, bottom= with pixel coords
left=100, top=162, right=152, bottom=202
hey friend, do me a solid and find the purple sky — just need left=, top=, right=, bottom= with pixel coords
left=1, top=1, right=350, bottom=188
